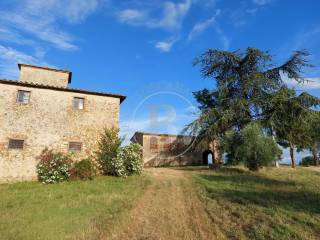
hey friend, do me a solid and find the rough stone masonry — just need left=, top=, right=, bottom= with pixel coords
left=0, top=64, right=126, bottom=182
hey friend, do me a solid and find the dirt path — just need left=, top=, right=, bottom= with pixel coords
left=109, top=168, right=220, bottom=240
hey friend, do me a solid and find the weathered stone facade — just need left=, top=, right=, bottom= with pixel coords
left=19, top=64, right=71, bottom=88
left=131, top=132, right=220, bottom=167
left=0, top=64, right=125, bottom=182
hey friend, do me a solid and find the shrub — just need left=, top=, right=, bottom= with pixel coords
left=222, top=130, right=244, bottom=166
left=222, top=123, right=281, bottom=171
left=95, top=127, right=126, bottom=177
left=72, top=159, right=96, bottom=180
left=300, top=156, right=314, bottom=167
left=36, top=149, right=72, bottom=184
left=121, top=143, right=143, bottom=175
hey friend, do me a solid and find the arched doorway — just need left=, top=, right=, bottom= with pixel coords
left=202, top=150, right=214, bottom=165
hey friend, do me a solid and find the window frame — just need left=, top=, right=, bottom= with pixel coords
left=73, top=97, right=85, bottom=110
left=8, top=139, right=24, bottom=150
left=68, top=141, right=82, bottom=152
left=149, top=137, right=158, bottom=151
left=16, top=90, right=31, bottom=104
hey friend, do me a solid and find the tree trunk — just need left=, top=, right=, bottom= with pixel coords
left=289, top=142, right=295, bottom=168
left=312, top=143, right=319, bottom=166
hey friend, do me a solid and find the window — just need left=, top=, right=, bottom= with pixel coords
left=73, top=97, right=84, bottom=110
left=16, top=90, right=30, bottom=104
left=150, top=137, right=158, bottom=151
left=8, top=139, right=24, bottom=149
left=68, top=142, right=82, bottom=152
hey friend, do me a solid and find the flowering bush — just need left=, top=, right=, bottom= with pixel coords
left=121, top=143, right=143, bottom=175
left=95, top=128, right=126, bottom=177
left=95, top=128, right=143, bottom=177
left=36, top=149, right=72, bottom=184
left=71, top=159, right=96, bottom=180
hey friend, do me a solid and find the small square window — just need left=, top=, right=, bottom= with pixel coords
left=17, top=90, right=30, bottom=104
left=8, top=139, right=24, bottom=149
left=69, top=142, right=82, bottom=152
left=73, top=97, right=84, bottom=110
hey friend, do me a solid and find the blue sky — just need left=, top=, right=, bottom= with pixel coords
left=0, top=0, right=320, bottom=163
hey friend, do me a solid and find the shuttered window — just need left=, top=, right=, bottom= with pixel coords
left=9, top=139, right=24, bottom=149
left=16, top=90, right=30, bottom=104
left=150, top=137, right=158, bottom=151
left=68, top=142, right=82, bottom=152
left=73, top=97, right=84, bottom=110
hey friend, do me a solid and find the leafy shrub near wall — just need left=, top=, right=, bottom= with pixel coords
left=121, top=143, right=143, bottom=175
left=95, top=127, right=126, bottom=177
left=95, top=128, right=144, bottom=177
left=36, top=149, right=72, bottom=184
left=71, top=159, right=96, bottom=180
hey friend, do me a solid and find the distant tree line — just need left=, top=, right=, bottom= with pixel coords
left=186, top=48, right=320, bottom=170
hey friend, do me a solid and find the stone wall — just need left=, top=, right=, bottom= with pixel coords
left=132, top=132, right=220, bottom=167
left=0, top=83, right=120, bottom=182
left=19, top=65, right=70, bottom=88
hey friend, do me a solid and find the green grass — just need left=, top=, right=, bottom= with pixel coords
left=0, top=175, right=151, bottom=240
left=194, top=167, right=320, bottom=240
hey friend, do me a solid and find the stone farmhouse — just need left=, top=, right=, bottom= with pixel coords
left=131, top=132, right=220, bottom=167
left=0, top=64, right=125, bottom=182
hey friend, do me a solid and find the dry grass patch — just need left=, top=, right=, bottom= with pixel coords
left=194, top=166, right=320, bottom=240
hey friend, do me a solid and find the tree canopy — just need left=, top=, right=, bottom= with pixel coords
left=187, top=47, right=319, bottom=168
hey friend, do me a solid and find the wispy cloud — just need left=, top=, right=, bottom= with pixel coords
left=187, top=10, right=230, bottom=50
left=116, top=0, right=192, bottom=52
left=281, top=73, right=320, bottom=90
left=253, top=0, right=273, bottom=6
left=187, top=9, right=223, bottom=43
left=0, top=0, right=103, bottom=51
left=0, top=45, right=47, bottom=79
left=155, top=37, right=179, bottom=52
left=117, top=9, right=146, bottom=24
left=188, top=16, right=216, bottom=41
left=0, top=0, right=102, bottom=79
left=214, top=25, right=230, bottom=50
left=116, top=0, right=192, bottom=32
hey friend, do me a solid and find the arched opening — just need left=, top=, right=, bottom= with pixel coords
left=202, top=150, right=214, bottom=165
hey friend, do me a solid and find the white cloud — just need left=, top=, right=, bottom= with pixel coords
left=0, top=12, right=77, bottom=51
left=188, top=17, right=216, bottom=41
left=246, top=8, right=258, bottom=14
left=0, top=0, right=102, bottom=78
left=155, top=38, right=178, bottom=52
left=24, top=0, right=101, bottom=24
left=282, top=73, right=320, bottom=90
left=116, top=0, right=192, bottom=31
left=215, top=25, right=230, bottom=50
left=116, top=0, right=192, bottom=52
left=0, top=45, right=47, bottom=79
left=253, top=0, right=272, bottom=5
left=0, top=0, right=102, bottom=51
left=158, top=0, right=192, bottom=31
left=117, top=9, right=146, bottom=23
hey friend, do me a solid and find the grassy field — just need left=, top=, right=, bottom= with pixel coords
left=0, top=175, right=151, bottom=240
left=1, top=167, right=319, bottom=240
left=194, top=167, right=320, bottom=240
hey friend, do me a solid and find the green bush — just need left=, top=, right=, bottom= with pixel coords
left=121, top=143, right=143, bottom=175
left=72, top=159, right=96, bottom=180
left=95, top=127, right=126, bottom=177
left=300, top=156, right=314, bottom=167
left=222, top=123, right=281, bottom=171
left=222, top=130, right=244, bottom=166
left=36, top=149, right=72, bottom=184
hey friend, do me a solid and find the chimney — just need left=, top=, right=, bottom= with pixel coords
left=18, top=64, right=72, bottom=88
